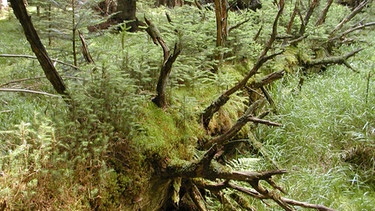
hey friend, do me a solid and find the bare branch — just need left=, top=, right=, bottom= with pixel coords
left=152, top=42, right=182, bottom=108
left=330, top=1, right=369, bottom=36
left=247, top=116, right=282, bottom=127
left=0, top=88, right=60, bottom=97
left=78, top=30, right=94, bottom=64
left=299, top=0, right=319, bottom=35
left=281, top=197, right=336, bottom=211
left=331, top=22, right=375, bottom=41
left=0, top=76, right=46, bottom=88
left=203, top=100, right=265, bottom=149
left=248, top=70, right=285, bottom=89
left=0, top=54, right=80, bottom=70
left=228, top=18, right=251, bottom=33
left=315, top=0, right=333, bottom=26
left=189, top=181, right=208, bottom=211
left=305, top=48, right=363, bottom=68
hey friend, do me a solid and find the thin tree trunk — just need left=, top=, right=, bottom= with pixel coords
left=10, top=0, right=68, bottom=96
left=213, top=0, right=228, bottom=72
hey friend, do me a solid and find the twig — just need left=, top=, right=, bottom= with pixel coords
left=281, top=197, right=336, bottom=211
left=228, top=18, right=251, bottom=33
left=0, top=76, right=46, bottom=87
left=299, top=0, right=319, bottom=35
left=0, top=76, right=85, bottom=88
left=247, top=116, right=281, bottom=126
left=330, top=1, right=369, bottom=36
left=78, top=30, right=94, bottom=64
left=0, top=54, right=80, bottom=70
left=305, top=48, right=363, bottom=71
left=315, top=0, right=333, bottom=26
left=0, top=88, right=60, bottom=97
left=331, top=22, right=375, bottom=41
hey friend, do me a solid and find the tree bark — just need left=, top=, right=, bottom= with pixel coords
left=116, top=0, right=138, bottom=32
left=213, top=0, right=228, bottom=72
left=10, top=0, right=68, bottom=97
left=156, top=0, right=184, bottom=7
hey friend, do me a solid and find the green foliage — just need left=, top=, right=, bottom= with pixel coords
left=1, top=0, right=375, bottom=210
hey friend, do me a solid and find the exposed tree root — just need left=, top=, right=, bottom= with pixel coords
left=159, top=145, right=336, bottom=211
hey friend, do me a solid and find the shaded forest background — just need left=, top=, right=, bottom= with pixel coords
left=0, top=0, right=375, bottom=210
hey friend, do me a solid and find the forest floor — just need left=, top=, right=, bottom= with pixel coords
left=1, top=3, right=375, bottom=210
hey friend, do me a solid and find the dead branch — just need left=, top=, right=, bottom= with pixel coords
left=203, top=102, right=281, bottom=149
left=203, top=100, right=265, bottom=149
left=78, top=30, right=94, bottom=64
left=200, top=0, right=285, bottom=129
left=152, top=42, right=182, bottom=108
left=282, top=198, right=336, bottom=211
left=0, top=76, right=46, bottom=88
left=248, top=70, right=285, bottom=89
left=330, top=1, right=369, bottom=36
left=247, top=116, right=281, bottom=126
left=286, top=1, right=299, bottom=34
left=144, top=16, right=182, bottom=108
left=0, top=54, right=80, bottom=70
left=331, top=22, right=375, bottom=41
left=228, top=18, right=251, bottom=33
left=299, top=0, right=319, bottom=35
left=9, top=0, right=68, bottom=97
left=188, top=181, right=208, bottom=211
left=315, top=0, right=333, bottom=26
left=197, top=180, right=336, bottom=210
left=0, top=88, right=60, bottom=97
left=305, top=48, right=363, bottom=71
left=0, top=76, right=85, bottom=88
left=144, top=16, right=170, bottom=61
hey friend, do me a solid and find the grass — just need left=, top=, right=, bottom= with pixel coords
left=258, top=41, right=375, bottom=209
left=1, top=3, right=375, bottom=210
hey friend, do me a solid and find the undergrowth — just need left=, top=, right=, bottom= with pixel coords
left=1, top=1, right=375, bottom=210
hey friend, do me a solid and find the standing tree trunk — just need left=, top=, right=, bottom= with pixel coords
left=155, top=0, right=184, bottom=7
left=116, top=0, right=138, bottom=32
left=213, top=0, right=228, bottom=72
left=10, top=0, right=68, bottom=97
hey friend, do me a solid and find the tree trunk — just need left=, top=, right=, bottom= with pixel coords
left=116, top=0, right=138, bottom=32
left=9, top=0, right=68, bottom=97
left=156, top=0, right=184, bottom=7
left=213, top=0, right=228, bottom=72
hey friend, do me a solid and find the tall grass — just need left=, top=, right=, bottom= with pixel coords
left=260, top=41, right=375, bottom=209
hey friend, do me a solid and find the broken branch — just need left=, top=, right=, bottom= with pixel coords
left=0, top=88, right=60, bottom=97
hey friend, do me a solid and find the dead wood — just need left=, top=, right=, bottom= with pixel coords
left=315, top=0, right=333, bottom=26
left=0, top=88, right=59, bottom=97
left=248, top=70, right=285, bottom=89
left=195, top=180, right=336, bottom=211
left=144, top=17, right=182, bottom=108
left=330, top=0, right=369, bottom=36
left=305, top=48, right=363, bottom=72
left=78, top=30, right=94, bottom=64
left=299, top=0, right=319, bottom=35
left=330, top=22, right=375, bottom=41
left=200, top=0, right=285, bottom=129
left=152, top=42, right=182, bottom=108
left=9, top=0, right=69, bottom=100
left=188, top=180, right=208, bottom=211
left=202, top=99, right=268, bottom=149
left=0, top=54, right=80, bottom=70
left=286, top=1, right=299, bottom=34
left=228, top=18, right=251, bottom=33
